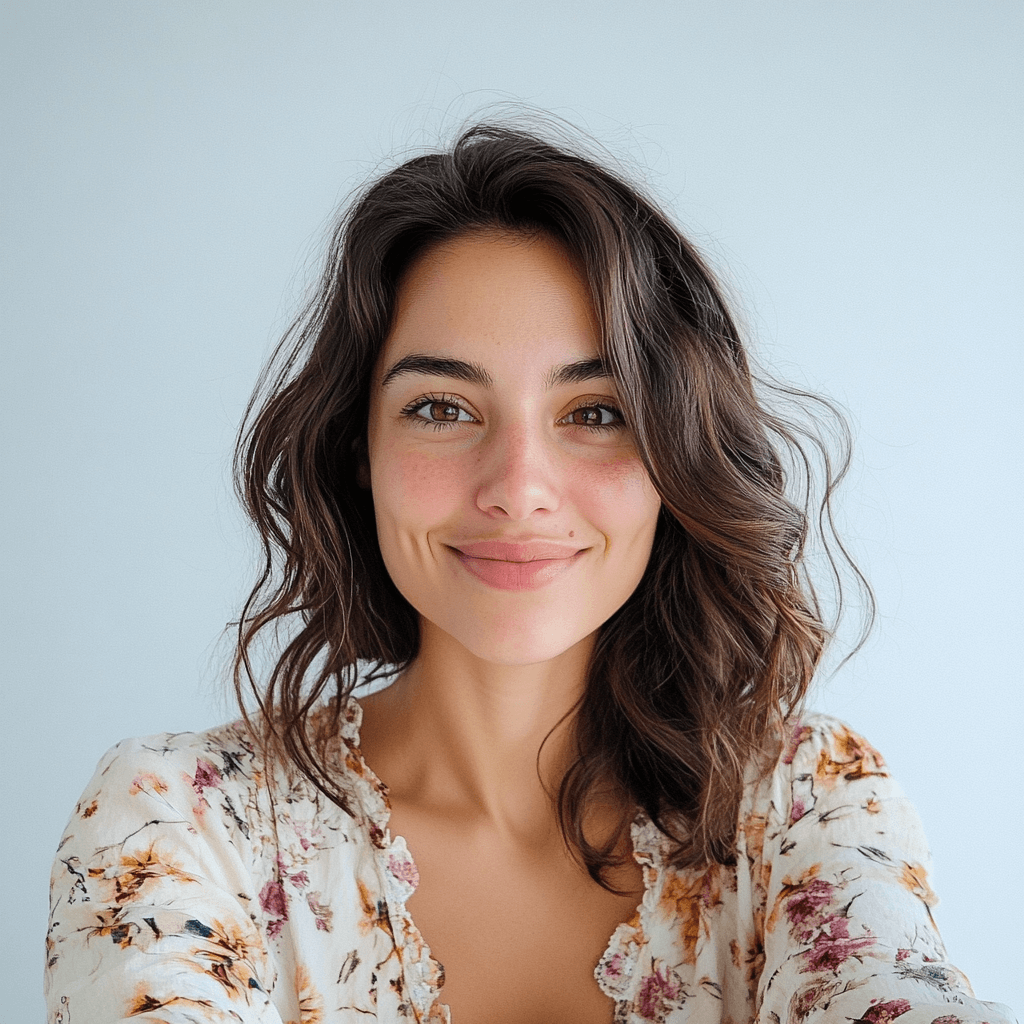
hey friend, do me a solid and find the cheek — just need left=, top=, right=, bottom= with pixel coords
left=574, top=454, right=661, bottom=535
left=373, top=448, right=464, bottom=532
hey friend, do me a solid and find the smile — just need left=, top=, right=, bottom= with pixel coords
left=450, top=548, right=585, bottom=592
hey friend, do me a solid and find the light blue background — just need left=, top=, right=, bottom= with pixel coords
left=3, top=2, right=1020, bottom=1020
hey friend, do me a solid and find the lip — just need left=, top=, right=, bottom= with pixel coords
left=448, top=545, right=586, bottom=592
left=451, top=540, right=584, bottom=562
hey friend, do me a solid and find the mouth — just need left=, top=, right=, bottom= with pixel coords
left=448, top=546, right=585, bottom=592
left=448, top=540, right=586, bottom=562
left=455, top=553, right=542, bottom=563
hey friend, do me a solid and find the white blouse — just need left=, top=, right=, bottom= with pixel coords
left=45, top=699, right=1016, bottom=1024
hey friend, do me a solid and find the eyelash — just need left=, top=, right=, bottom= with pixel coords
left=398, top=393, right=626, bottom=434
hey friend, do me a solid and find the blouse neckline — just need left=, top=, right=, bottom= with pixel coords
left=338, top=694, right=665, bottom=1020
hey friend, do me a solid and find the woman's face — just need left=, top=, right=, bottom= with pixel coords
left=364, top=229, right=662, bottom=666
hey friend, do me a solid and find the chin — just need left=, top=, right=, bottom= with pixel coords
left=428, top=611, right=599, bottom=667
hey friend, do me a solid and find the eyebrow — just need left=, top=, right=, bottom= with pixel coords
left=379, top=354, right=613, bottom=391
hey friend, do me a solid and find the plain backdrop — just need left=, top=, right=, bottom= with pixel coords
left=2, top=2, right=1021, bottom=1020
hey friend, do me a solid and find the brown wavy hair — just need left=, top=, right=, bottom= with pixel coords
left=233, top=118, right=872, bottom=888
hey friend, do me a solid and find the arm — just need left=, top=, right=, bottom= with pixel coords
left=45, top=731, right=285, bottom=1024
left=756, top=715, right=1016, bottom=1024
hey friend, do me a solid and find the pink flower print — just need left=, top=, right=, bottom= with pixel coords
left=896, top=948, right=911, bottom=961
left=274, top=853, right=309, bottom=889
left=603, top=952, right=626, bottom=980
left=388, top=855, right=420, bottom=888
left=930, top=1017, right=963, bottom=1024
left=859, top=998, right=912, bottom=1024
left=307, top=891, right=334, bottom=932
left=192, top=759, right=222, bottom=795
left=699, top=869, right=720, bottom=910
left=291, top=820, right=323, bottom=852
left=783, top=721, right=813, bottom=764
left=785, top=878, right=835, bottom=942
left=637, top=965, right=681, bottom=1018
left=791, top=979, right=837, bottom=1021
left=791, top=798, right=806, bottom=823
left=259, top=880, right=288, bottom=922
left=802, top=916, right=875, bottom=973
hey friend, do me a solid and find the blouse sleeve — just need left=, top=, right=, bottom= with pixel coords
left=45, top=733, right=284, bottom=1024
left=756, top=715, right=1017, bottom=1024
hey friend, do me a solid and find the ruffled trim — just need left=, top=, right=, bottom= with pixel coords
left=341, top=697, right=449, bottom=1024
left=595, top=809, right=665, bottom=1005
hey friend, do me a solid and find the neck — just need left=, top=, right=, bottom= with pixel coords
left=356, top=622, right=596, bottom=838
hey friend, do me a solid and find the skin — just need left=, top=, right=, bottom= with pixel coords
left=356, top=229, right=662, bottom=1023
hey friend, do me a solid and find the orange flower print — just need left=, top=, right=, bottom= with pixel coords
left=86, top=844, right=199, bottom=906
left=658, top=866, right=722, bottom=964
left=128, top=772, right=168, bottom=796
left=182, top=917, right=267, bottom=997
left=740, top=811, right=768, bottom=866
left=86, top=909, right=137, bottom=949
left=814, top=726, right=888, bottom=790
left=292, top=963, right=325, bottom=1024
left=898, top=862, right=937, bottom=908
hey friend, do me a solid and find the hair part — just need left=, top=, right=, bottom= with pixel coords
left=233, top=118, right=873, bottom=888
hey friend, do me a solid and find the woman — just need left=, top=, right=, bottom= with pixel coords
left=44, top=122, right=1015, bottom=1024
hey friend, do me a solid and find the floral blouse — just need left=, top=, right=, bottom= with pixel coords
left=45, top=701, right=1016, bottom=1024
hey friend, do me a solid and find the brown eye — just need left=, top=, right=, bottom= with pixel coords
left=563, top=403, right=624, bottom=432
left=425, top=402, right=461, bottom=422
left=399, top=395, right=474, bottom=432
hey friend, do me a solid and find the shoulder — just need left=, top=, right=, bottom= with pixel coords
left=738, top=711, right=918, bottom=862
left=95, top=718, right=262, bottom=778
left=776, top=710, right=891, bottom=786
left=76, top=718, right=267, bottom=822
left=64, top=701, right=381, bottom=859
left=737, top=711, right=934, bottom=898
left=54, top=719, right=279, bottom=896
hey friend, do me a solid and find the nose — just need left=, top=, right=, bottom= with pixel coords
left=473, top=419, right=563, bottom=520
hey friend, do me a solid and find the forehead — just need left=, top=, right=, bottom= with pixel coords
left=385, top=229, right=600, bottom=356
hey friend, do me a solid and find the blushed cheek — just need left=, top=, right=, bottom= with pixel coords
left=376, top=450, right=465, bottom=542
left=574, top=455, right=661, bottom=527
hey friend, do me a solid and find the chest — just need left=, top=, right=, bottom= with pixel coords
left=389, top=810, right=644, bottom=1024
